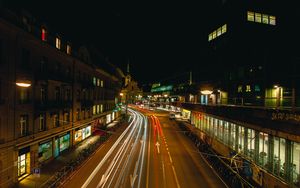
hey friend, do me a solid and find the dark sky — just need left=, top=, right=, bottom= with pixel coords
left=2, top=0, right=220, bottom=84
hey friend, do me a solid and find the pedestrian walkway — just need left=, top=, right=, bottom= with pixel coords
left=17, top=119, right=122, bottom=188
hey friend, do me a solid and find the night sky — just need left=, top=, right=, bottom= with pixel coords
left=2, top=0, right=221, bottom=84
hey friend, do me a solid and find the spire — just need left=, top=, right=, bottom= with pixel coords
left=127, top=60, right=130, bottom=74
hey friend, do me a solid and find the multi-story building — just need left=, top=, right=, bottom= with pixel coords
left=0, top=8, right=123, bottom=187
left=170, top=1, right=300, bottom=187
left=207, top=0, right=299, bottom=108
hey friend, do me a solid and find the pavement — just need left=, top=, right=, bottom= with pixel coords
left=17, top=119, right=122, bottom=188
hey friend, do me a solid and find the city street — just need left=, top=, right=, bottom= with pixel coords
left=63, top=108, right=227, bottom=188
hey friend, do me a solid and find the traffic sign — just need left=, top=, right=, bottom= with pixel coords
left=33, top=168, right=40, bottom=178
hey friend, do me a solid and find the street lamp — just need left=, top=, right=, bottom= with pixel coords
left=16, top=79, right=32, bottom=88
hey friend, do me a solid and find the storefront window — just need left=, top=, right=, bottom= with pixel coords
left=38, top=141, right=52, bottom=162
left=238, top=126, right=245, bottom=154
left=273, top=137, right=286, bottom=178
left=59, top=133, right=70, bottom=152
left=259, top=132, right=268, bottom=168
left=292, top=142, right=300, bottom=186
left=18, top=154, right=26, bottom=176
left=106, top=114, right=111, bottom=124
left=230, top=123, right=236, bottom=149
left=246, top=129, right=255, bottom=159
left=223, top=122, right=229, bottom=145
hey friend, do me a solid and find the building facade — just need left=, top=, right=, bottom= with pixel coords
left=208, top=0, right=300, bottom=108
left=0, top=9, right=122, bottom=187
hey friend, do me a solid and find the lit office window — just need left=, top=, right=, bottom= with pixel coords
left=255, top=13, right=262, bottom=23
left=217, top=27, right=222, bottom=36
left=246, top=85, right=251, bottom=92
left=247, top=11, right=254, bottom=22
left=55, top=37, right=61, bottom=49
left=101, top=80, right=104, bottom=87
left=238, top=85, right=242, bottom=93
left=93, top=105, right=96, bottom=115
left=212, top=31, right=217, bottom=39
left=269, top=16, right=276, bottom=25
left=208, top=34, right=212, bottom=41
left=262, top=14, right=269, bottom=24
left=97, top=79, right=100, bottom=86
left=93, top=77, right=97, bottom=86
left=66, top=44, right=71, bottom=55
left=222, top=24, right=227, bottom=33
left=41, top=28, right=47, bottom=41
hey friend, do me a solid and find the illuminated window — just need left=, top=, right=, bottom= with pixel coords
left=93, top=77, right=96, bottom=86
left=101, top=80, right=104, bottom=87
left=97, top=105, right=100, bottom=114
left=255, top=13, right=262, bottom=23
left=55, top=37, right=61, bottom=49
left=97, top=79, right=100, bottom=86
left=255, top=85, right=260, bottom=92
left=217, top=27, right=222, bottom=36
left=222, top=24, right=227, bottom=33
left=212, top=31, right=216, bottom=39
left=238, top=85, right=242, bottom=93
left=246, top=85, right=251, bottom=92
left=247, top=11, right=254, bottom=22
left=66, top=44, right=71, bottom=55
left=100, top=104, right=103, bottom=113
left=208, top=34, right=212, bottom=41
left=41, top=28, right=47, bottom=41
left=262, top=14, right=269, bottom=24
left=269, top=16, right=276, bottom=25
left=93, top=105, right=96, bottom=115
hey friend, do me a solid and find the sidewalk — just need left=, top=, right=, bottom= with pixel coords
left=17, top=120, right=122, bottom=188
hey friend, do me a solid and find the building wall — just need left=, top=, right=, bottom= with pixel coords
left=0, top=10, right=122, bottom=187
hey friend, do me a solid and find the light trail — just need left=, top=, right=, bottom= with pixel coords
left=82, top=108, right=149, bottom=188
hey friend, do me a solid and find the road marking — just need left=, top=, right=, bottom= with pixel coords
left=146, top=118, right=151, bottom=188
left=167, top=151, right=173, bottom=163
left=156, top=142, right=160, bottom=154
left=162, top=161, right=166, bottom=188
left=171, top=165, right=181, bottom=188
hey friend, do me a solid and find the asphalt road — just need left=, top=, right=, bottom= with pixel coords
left=63, top=107, right=227, bottom=188
left=147, top=109, right=227, bottom=188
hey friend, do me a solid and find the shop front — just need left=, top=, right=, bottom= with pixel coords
left=182, top=109, right=191, bottom=121
left=106, top=114, right=112, bottom=124
left=74, top=126, right=92, bottom=143
left=54, top=132, right=70, bottom=158
left=18, top=146, right=30, bottom=178
left=38, top=140, right=52, bottom=163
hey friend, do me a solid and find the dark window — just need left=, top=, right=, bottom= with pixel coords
left=53, top=113, right=59, bottom=127
left=21, top=48, right=30, bottom=69
left=76, top=90, right=80, bottom=101
left=39, top=114, right=46, bottom=131
left=40, top=56, right=48, bottom=72
left=0, top=40, right=3, bottom=64
left=20, top=115, right=28, bottom=137
left=66, top=88, right=71, bottom=101
left=40, top=86, right=47, bottom=103
left=55, top=87, right=60, bottom=101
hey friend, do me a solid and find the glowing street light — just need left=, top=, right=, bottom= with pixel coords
left=16, top=80, right=31, bottom=88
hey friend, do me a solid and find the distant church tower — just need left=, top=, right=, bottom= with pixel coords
left=125, top=62, right=131, bottom=86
